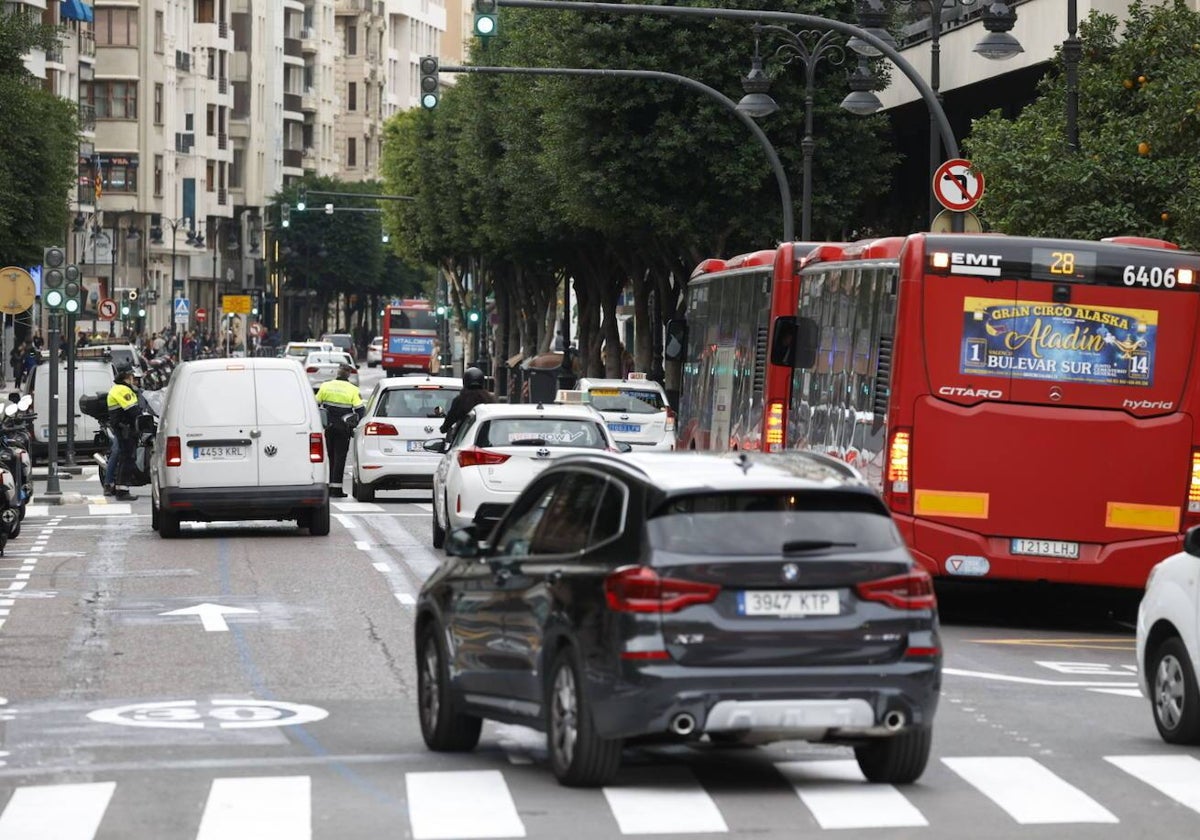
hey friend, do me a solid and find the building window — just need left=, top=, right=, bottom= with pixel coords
left=206, top=160, right=215, bottom=192
left=155, top=11, right=164, bottom=53
left=348, top=82, right=356, bottom=111
left=347, top=137, right=356, bottom=168
left=93, top=81, right=138, bottom=119
left=154, top=155, right=163, bottom=197
left=207, top=105, right=216, bottom=136
left=101, top=163, right=137, bottom=194
left=95, top=8, right=139, bottom=47
left=231, top=148, right=244, bottom=188
left=345, top=23, right=357, bottom=56
left=154, top=84, right=163, bottom=125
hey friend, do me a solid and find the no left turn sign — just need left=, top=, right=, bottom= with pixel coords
left=933, top=158, right=985, bottom=212
left=98, top=298, right=118, bottom=320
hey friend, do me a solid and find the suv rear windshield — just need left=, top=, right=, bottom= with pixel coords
left=377, top=387, right=458, bottom=418
left=647, top=491, right=901, bottom=555
left=588, top=388, right=664, bottom=413
left=478, top=418, right=609, bottom=449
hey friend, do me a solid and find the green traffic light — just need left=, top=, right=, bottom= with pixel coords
left=468, top=310, right=480, bottom=324
left=65, top=298, right=80, bottom=314
left=45, top=289, right=64, bottom=308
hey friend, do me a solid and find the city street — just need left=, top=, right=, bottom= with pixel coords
left=0, top=370, right=1195, bottom=838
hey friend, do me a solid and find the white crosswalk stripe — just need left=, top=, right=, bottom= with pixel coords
left=0, top=781, right=115, bottom=840
left=196, top=776, right=311, bottom=840
left=406, top=769, right=526, bottom=839
left=942, top=756, right=1118, bottom=824
left=1107, top=754, right=1200, bottom=815
left=603, top=765, right=728, bottom=834
left=777, top=760, right=928, bottom=829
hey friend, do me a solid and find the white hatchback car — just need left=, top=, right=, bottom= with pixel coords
left=350, top=375, right=462, bottom=501
left=366, top=336, right=383, bottom=368
left=1136, top=526, right=1200, bottom=744
left=576, top=374, right=676, bottom=450
left=430, top=402, right=625, bottom=547
left=303, top=351, right=358, bottom=391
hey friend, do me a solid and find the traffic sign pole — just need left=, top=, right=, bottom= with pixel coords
left=45, top=313, right=61, bottom=496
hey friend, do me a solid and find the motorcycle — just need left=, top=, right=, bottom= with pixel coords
left=0, top=395, right=35, bottom=540
left=81, top=392, right=159, bottom=488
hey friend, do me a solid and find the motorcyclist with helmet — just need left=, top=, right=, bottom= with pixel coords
left=440, top=366, right=495, bottom=441
left=104, top=361, right=143, bottom=500
left=315, top=363, right=364, bottom=498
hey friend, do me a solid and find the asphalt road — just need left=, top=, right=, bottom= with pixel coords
left=0, top=374, right=1196, bottom=838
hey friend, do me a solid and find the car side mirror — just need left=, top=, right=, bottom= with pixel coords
left=1184, top=525, right=1200, bottom=558
left=664, top=319, right=687, bottom=362
left=446, top=527, right=481, bottom=557
left=615, top=441, right=632, bottom=454
left=423, top=438, right=447, bottom=454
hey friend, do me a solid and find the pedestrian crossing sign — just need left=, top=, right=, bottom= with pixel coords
left=174, top=298, right=190, bottom=317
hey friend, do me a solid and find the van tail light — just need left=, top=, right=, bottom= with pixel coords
left=309, top=433, right=325, bottom=463
left=605, top=566, right=720, bottom=613
left=457, top=447, right=510, bottom=468
left=765, top=400, right=784, bottom=451
left=886, top=428, right=912, bottom=514
left=166, top=436, right=182, bottom=467
left=1185, top=449, right=1200, bottom=528
left=306, top=366, right=319, bottom=373
left=664, top=407, right=676, bottom=432
left=856, top=569, right=936, bottom=610
left=364, top=421, right=399, bottom=436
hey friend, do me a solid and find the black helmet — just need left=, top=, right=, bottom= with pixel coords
left=337, top=363, right=356, bottom=378
left=114, top=361, right=136, bottom=380
left=464, top=367, right=485, bottom=389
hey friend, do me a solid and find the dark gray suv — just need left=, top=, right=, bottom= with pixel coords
left=415, top=450, right=941, bottom=786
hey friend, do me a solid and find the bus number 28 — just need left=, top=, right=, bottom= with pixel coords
left=1123, top=265, right=1177, bottom=288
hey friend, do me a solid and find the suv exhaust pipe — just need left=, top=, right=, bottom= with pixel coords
left=669, top=712, right=696, bottom=736
left=883, top=710, right=906, bottom=731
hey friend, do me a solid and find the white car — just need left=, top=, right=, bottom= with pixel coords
left=366, top=336, right=383, bottom=368
left=1136, top=527, right=1200, bottom=744
left=284, top=340, right=334, bottom=362
left=303, top=351, right=358, bottom=391
left=430, top=402, right=626, bottom=548
left=576, top=373, right=676, bottom=450
left=350, top=375, right=462, bottom=501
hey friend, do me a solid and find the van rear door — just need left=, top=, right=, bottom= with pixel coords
left=254, top=365, right=321, bottom=487
left=176, top=366, right=259, bottom=488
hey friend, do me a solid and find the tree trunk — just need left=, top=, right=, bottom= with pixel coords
left=632, top=270, right=651, bottom=374
left=601, top=272, right=623, bottom=378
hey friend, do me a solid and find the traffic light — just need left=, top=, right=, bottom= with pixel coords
left=127, top=288, right=139, bottom=302
left=419, top=56, right=439, bottom=109
left=42, top=246, right=66, bottom=310
left=468, top=309, right=481, bottom=326
left=436, top=304, right=447, bottom=317
left=297, top=188, right=307, bottom=212
left=121, top=303, right=131, bottom=317
left=474, top=0, right=498, bottom=37
left=63, top=265, right=82, bottom=315
left=281, top=203, right=291, bottom=228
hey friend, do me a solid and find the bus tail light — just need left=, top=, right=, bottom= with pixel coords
left=886, top=429, right=912, bottom=514
left=458, top=447, right=510, bottom=468
left=309, top=433, right=325, bottom=463
left=665, top=407, right=676, bottom=432
left=605, top=566, right=720, bottom=613
left=1185, top=449, right=1200, bottom=527
left=364, top=421, right=399, bottom=436
left=856, top=569, right=936, bottom=610
left=766, top=401, right=785, bottom=451
left=166, top=436, right=182, bottom=467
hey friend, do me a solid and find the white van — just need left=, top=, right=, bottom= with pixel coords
left=22, top=359, right=115, bottom=463
left=150, top=358, right=330, bottom=537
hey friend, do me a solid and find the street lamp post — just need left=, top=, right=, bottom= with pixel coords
left=1064, top=0, right=1081, bottom=151
left=152, top=216, right=194, bottom=358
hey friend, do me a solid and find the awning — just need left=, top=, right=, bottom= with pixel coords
left=60, top=0, right=94, bottom=24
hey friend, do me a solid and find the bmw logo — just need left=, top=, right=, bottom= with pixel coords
left=781, top=563, right=799, bottom=582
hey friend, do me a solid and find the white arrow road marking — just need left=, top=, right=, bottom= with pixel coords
left=159, top=603, right=258, bottom=632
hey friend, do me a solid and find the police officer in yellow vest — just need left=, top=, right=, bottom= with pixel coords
left=315, top=363, right=364, bottom=497
left=104, top=362, right=143, bottom=501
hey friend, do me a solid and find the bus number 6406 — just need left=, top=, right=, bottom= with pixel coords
left=1123, top=265, right=1176, bottom=288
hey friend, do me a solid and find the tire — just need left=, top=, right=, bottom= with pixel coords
left=8, top=516, right=19, bottom=540
left=159, top=510, right=180, bottom=539
left=546, top=647, right=623, bottom=787
left=307, top=501, right=331, bottom=536
left=1149, top=636, right=1200, bottom=744
left=150, top=497, right=160, bottom=531
left=352, top=476, right=375, bottom=503
left=417, top=625, right=482, bottom=751
left=432, top=494, right=446, bottom=549
left=854, top=725, right=933, bottom=784
left=19, top=501, right=26, bottom=521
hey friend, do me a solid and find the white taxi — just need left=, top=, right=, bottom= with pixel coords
left=303, top=351, right=358, bottom=391
left=366, top=336, right=383, bottom=368
left=350, top=375, right=462, bottom=501
left=576, top=373, right=676, bottom=450
left=429, top=401, right=626, bottom=548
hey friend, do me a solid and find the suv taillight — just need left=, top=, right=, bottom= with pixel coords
left=856, top=569, right=935, bottom=610
left=166, top=436, right=182, bottom=467
left=457, top=447, right=510, bottom=468
left=664, top=407, right=676, bottom=432
left=605, top=566, right=719, bottom=613
left=309, top=433, right=325, bottom=462
left=364, top=421, right=398, bottom=436
left=885, top=428, right=912, bottom=514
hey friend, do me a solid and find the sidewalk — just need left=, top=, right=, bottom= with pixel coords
left=31, top=463, right=112, bottom=505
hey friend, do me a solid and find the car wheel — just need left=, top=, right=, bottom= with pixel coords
left=159, top=510, right=181, bottom=539
left=352, top=476, right=375, bottom=503
left=432, top=494, right=447, bottom=549
left=150, top=496, right=160, bottom=531
left=546, top=647, right=622, bottom=787
left=8, top=516, right=19, bottom=540
left=417, top=624, right=481, bottom=751
left=854, top=725, right=932, bottom=784
left=1150, top=636, right=1200, bottom=744
left=307, top=502, right=331, bottom=536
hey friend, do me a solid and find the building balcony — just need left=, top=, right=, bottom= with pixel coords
left=218, top=132, right=228, bottom=151
left=79, top=29, right=95, bottom=59
left=230, top=51, right=249, bottom=82
left=46, top=44, right=65, bottom=66
left=283, top=148, right=304, bottom=169
left=218, top=188, right=228, bottom=206
left=78, top=102, right=96, bottom=133
left=301, top=88, right=318, bottom=112
left=284, top=38, right=302, bottom=58
left=301, top=27, right=318, bottom=54
left=283, top=92, right=303, bottom=113
left=218, top=76, right=228, bottom=95
left=335, top=0, right=364, bottom=14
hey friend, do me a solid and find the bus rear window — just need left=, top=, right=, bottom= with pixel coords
left=389, top=310, right=437, bottom=331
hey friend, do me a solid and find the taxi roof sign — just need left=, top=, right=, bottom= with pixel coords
left=626, top=372, right=647, bottom=381
left=554, top=389, right=591, bottom=405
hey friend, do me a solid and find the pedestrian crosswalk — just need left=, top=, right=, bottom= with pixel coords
left=1, top=753, right=1198, bottom=838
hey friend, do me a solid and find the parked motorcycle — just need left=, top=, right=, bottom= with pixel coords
left=0, top=395, right=35, bottom=540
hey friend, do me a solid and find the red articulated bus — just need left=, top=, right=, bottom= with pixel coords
left=675, top=242, right=830, bottom=452
left=382, top=300, right=438, bottom=375
left=783, top=232, right=1200, bottom=588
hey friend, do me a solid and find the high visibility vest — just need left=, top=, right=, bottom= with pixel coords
left=315, top=378, right=363, bottom=409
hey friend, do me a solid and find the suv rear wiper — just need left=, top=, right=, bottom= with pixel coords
left=782, top=539, right=857, bottom=553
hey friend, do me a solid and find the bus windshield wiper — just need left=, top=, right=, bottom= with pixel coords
left=782, top=539, right=856, bottom=553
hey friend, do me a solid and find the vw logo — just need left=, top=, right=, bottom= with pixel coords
left=536, top=448, right=551, bottom=458
left=781, top=563, right=799, bottom=582
left=424, top=425, right=434, bottom=434
left=264, top=445, right=278, bottom=457
left=620, top=414, right=630, bottom=420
